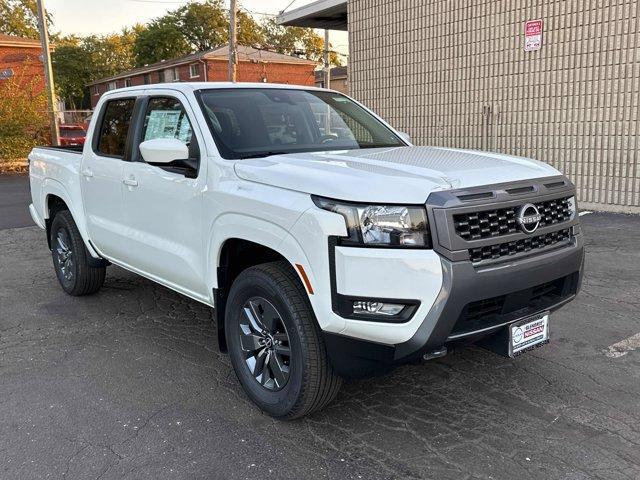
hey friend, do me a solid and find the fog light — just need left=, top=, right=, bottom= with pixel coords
left=353, top=301, right=405, bottom=316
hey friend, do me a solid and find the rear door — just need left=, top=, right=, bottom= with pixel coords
left=80, top=95, right=137, bottom=259
left=119, top=90, right=208, bottom=300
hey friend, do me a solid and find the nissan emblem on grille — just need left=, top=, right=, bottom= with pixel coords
left=516, top=203, right=542, bottom=234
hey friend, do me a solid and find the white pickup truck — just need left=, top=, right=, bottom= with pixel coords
left=29, top=83, right=584, bottom=418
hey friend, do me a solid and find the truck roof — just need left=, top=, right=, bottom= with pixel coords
left=101, top=82, right=334, bottom=96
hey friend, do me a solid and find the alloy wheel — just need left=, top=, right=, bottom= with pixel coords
left=55, top=229, right=74, bottom=282
left=239, top=297, right=291, bottom=391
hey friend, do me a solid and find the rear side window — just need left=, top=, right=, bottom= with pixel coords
left=96, top=99, right=135, bottom=158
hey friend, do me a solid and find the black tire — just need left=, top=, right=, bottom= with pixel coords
left=50, top=210, right=106, bottom=296
left=225, top=261, right=342, bottom=419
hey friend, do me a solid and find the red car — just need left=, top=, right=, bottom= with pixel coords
left=59, top=124, right=87, bottom=147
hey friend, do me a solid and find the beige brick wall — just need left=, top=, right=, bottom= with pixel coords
left=348, top=0, right=640, bottom=211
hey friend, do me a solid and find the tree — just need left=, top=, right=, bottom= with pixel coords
left=133, top=19, right=189, bottom=67
left=261, top=18, right=341, bottom=65
left=52, top=37, right=89, bottom=109
left=132, top=1, right=267, bottom=66
left=171, top=0, right=228, bottom=51
left=0, top=71, right=49, bottom=160
left=53, top=30, right=139, bottom=108
left=0, top=0, right=51, bottom=38
left=237, top=10, right=265, bottom=46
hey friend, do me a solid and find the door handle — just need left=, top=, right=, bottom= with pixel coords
left=81, top=168, right=93, bottom=178
left=122, top=178, right=139, bottom=187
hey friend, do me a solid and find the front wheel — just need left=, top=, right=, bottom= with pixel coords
left=225, top=261, right=342, bottom=419
left=50, top=210, right=106, bottom=296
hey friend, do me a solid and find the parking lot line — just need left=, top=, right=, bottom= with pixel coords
left=604, top=332, right=640, bottom=358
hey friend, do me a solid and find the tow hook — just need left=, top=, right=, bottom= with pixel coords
left=423, top=346, right=448, bottom=361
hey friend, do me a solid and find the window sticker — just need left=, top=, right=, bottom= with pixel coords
left=145, top=110, right=183, bottom=141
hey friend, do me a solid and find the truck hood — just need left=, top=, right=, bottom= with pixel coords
left=233, top=146, right=561, bottom=204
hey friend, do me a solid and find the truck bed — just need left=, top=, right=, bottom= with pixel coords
left=28, top=146, right=85, bottom=230
left=35, top=145, right=84, bottom=154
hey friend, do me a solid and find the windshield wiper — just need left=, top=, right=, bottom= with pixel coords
left=238, top=151, right=290, bottom=160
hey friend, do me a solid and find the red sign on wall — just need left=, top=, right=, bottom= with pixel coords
left=524, top=20, right=543, bottom=51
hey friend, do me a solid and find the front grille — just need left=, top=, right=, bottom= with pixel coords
left=454, top=196, right=573, bottom=241
left=450, top=275, right=574, bottom=337
left=462, top=295, right=505, bottom=323
left=469, top=228, right=571, bottom=263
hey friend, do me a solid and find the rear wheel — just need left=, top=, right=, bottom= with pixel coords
left=51, top=210, right=106, bottom=296
left=225, top=261, right=342, bottom=419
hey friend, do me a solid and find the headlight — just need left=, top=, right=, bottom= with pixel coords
left=567, top=196, right=577, bottom=219
left=313, top=196, right=431, bottom=248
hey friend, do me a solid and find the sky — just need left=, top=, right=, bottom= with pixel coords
left=46, top=0, right=349, bottom=58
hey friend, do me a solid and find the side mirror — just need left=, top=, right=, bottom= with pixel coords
left=139, top=138, right=189, bottom=165
left=397, top=131, right=412, bottom=144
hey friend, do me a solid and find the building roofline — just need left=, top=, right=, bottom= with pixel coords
left=0, top=34, right=46, bottom=49
left=88, top=46, right=317, bottom=86
left=277, top=0, right=347, bottom=31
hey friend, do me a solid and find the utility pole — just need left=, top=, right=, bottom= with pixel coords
left=36, top=0, right=59, bottom=146
left=228, top=0, right=237, bottom=82
left=323, top=29, right=331, bottom=135
left=323, top=29, right=331, bottom=90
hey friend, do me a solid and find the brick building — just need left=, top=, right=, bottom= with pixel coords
left=280, top=0, right=640, bottom=213
left=88, top=45, right=318, bottom=108
left=315, top=66, right=348, bottom=94
left=0, top=34, right=46, bottom=93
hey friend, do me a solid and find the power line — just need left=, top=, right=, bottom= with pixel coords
left=279, top=0, right=298, bottom=14
left=241, top=8, right=276, bottom=17
left=126, top=0, right=189, bottom=3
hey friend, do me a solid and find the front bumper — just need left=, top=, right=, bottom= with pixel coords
left=322, top=177, right=585, bottom=378
left=324, top=234, right=584, bottom=377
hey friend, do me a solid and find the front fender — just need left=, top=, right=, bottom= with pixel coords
left=206, top=212, right=311, bottom=292
left=206, top=207, right=349, bottom=334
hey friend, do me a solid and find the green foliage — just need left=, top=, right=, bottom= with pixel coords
left=49, top=1, right=344, bottom=107
left=133, top=19, right=189, bottom=67
left=0, top=0, right=51, bottom=38
left=237, top=10, right=265, bottom=46
left=0, top=72, right=49, bottom=160
left=132, top=1, right=266, bottom=66
left=261, top=18, right=342, bottom=66
left=172, top=0, right=228, bottom=51
left=53, top=29, right=139, bottom=108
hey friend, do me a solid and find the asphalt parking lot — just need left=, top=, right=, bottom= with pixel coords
left=1, top=174, right=639, bottom=479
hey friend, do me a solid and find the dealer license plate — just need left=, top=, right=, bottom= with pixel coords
left=509, top=313, right=549, bottom=357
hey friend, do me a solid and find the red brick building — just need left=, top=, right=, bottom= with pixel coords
left=0, top=34, right=46, bottom=93
left=88, top=45, right=318, bottom=108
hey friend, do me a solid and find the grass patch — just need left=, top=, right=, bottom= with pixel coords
left=0, top=159, right=28, bottom=175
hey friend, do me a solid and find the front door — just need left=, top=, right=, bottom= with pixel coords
left=120, top=92, right=208, bottom=300
left=81, top=96, right=136, bottom=259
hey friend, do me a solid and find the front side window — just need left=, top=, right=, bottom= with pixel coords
left=190, top=64, right=200, bottom=78
left=96, top=98, right=136, bottom=157
left=107, top=81, right=117, bottom=91
left=197, top=88, right=404, bottom=159
left=142, top=97, right=193, bottom=144
left=124, top=78, right=131, bottom=87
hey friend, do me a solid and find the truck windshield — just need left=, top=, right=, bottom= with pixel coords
left=197, top=88, right=405, bottom=159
